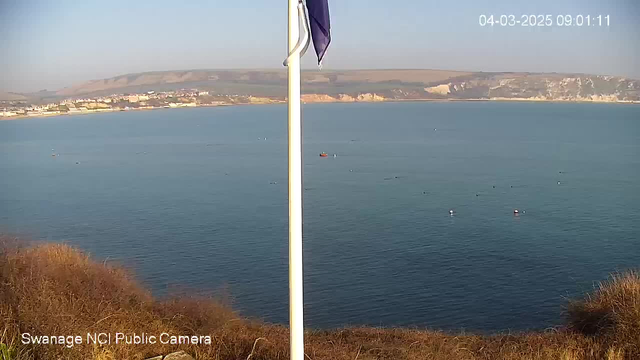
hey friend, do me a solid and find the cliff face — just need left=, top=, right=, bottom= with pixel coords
left=305, top=73, right=640, bottom=103
left=301, top=94, right=336, bottom=103
left=301, top=74, right=640, bottom=104
left=424, top=74, right=640, bottom=102
left=301, top=93, right=386, bottom=104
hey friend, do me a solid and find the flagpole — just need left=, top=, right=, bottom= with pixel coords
left=287, top=0, right=304, bottom=359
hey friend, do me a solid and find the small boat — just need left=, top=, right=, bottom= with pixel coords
left=319, top=152, right=328, bottom=157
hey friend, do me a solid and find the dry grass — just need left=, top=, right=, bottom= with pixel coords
left=1, top=235, right=638, bottom=360
left=567, top=271, right=640, bottom=357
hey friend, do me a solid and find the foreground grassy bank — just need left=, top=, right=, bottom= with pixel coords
left=1, top=236, right=638, bottom=360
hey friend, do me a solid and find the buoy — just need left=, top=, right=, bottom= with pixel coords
left=514, top=209, right=519, bottom=214
left=349, top=169, right=353, bottom=172
left=492, top=185, right=496, bottom=188
left=449, top=210, right=454, bottom=215
left=333, top=154, right=337, bottom=157
left=557, top=181, right=561, bottom=185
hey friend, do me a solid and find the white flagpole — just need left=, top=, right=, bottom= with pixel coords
left=287, top=0, right=304, bottom=359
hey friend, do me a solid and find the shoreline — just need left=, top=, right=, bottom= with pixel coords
left=0, top=103, right=238, bottom=122
left=2, top=97, right=638, bottom=122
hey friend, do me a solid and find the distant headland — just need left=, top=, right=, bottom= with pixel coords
left=2, top=69, right=639, bottom=119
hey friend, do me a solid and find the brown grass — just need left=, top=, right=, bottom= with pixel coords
left=567, top=271, right=640, bottom=356
left=1, top=235, right=638, bottom=360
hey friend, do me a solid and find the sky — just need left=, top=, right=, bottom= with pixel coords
left=0, top=0, right=639, bottom=93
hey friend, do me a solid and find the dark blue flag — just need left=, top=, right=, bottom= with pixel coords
left=306, top=0, right=331, bottom=65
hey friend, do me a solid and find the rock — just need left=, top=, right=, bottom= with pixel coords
left=356, top=93, right=385, bottom=102
left=300, top=94, right=336, bottom=103
left=337, top=94, right=356, bottom=102
left=424, top=83, right=451, bottom=95
left=164, top=351, right=195, bottom=360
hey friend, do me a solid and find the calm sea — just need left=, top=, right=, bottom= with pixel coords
left=1, top=102, right=639, bottom=332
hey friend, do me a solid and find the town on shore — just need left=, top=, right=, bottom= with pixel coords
left=3, top=87, right=639, bottom=121
left=0, top=90, right=288, bottom=120
left=0, top=88, right=411, bottom=120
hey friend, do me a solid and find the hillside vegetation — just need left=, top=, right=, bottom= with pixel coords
left=1, top=235, right=638, bottom=360
left=0, top=92, right=27, bottom=101
left=52, top=69, right=470, bottom=97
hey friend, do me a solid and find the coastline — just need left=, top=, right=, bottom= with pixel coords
left=2, top=96, right=638, bottom=122
left=0, top=103, right=238, bottom=122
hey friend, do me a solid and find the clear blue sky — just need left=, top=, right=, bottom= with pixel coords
left=1, top=0, right=638, bottom=92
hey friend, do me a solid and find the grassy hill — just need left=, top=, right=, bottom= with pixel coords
left=1, top=235, right=639, bottom=360
left=49, top=69, right=470, bottom=98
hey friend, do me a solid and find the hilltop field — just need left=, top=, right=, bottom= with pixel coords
left=1, top=235, right=639, bottom=360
